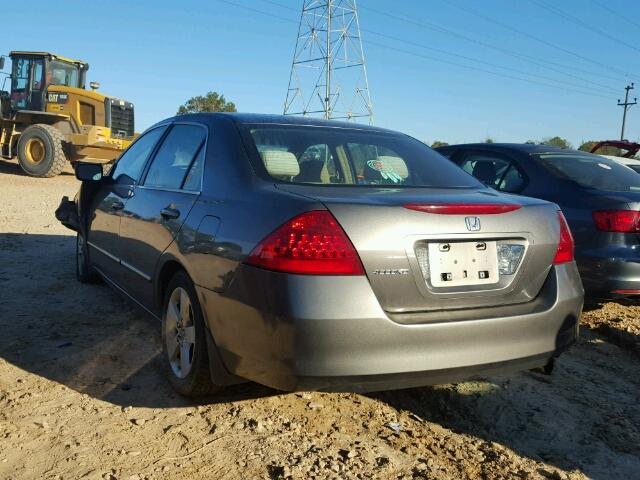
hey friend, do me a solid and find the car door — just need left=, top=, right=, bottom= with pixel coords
left=87, top=126, right=167, bottom=279
left=456, top=150, right=527, bottom=194
left=117, top=122, right=207, bottom=308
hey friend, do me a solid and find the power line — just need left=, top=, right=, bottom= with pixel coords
left=361, top=3, right=636, bottom=82
left=216, top=0, right=297, bottom=24
left=590, top=0, right=640, bottom=31
left=265, top=0, right=627, bottom=88
left=213, top=0, right=613, bottom=100
left=439, top=0, right=627, bottom=91
left=261, top=0, right=619, bottom=95
left=365, top=29, right=617, bottom=97
left=260, top=0, right=297, bottom=11
left=363, top=39, right=611, bottom=100
left=530, top=0, right=640, bottom=56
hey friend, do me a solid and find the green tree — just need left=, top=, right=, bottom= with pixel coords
left=177, top=91, right=237, bottom=114
left=484, top=137, right=495, bottom=144
left=578, top=140, right=597, bottom=152
left=524, top=140, right=536, bottom=144
left=579, top=140, right=621, bottom=156
left=540, top=136, right=572, bottom=149
left=430, top=140, right=449, bottom=148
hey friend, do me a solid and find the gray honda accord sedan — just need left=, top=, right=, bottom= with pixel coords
left=57, top=113, right=583, bottom=396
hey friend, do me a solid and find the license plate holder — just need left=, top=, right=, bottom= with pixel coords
left=427, top=241, right=498, bottom=287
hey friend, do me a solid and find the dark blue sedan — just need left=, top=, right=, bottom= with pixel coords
left=436, top=143, right=640, bottom=300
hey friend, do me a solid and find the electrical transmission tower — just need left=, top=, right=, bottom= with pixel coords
left=617, top=83, right=637, bottom=140
left=284, top=0, right=373, bottom=123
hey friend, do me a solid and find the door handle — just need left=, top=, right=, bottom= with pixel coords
left=111, top=200, right=124, bottom=211
left=160, top=207, right=180, bottom=220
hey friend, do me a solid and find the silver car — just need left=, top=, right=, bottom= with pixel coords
left=58, top=113, right=584, bottom=396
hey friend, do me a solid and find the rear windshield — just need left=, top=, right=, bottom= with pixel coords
left=242, top=125, right=481, bottom=188
left=537, top=154, right=640, bottom=192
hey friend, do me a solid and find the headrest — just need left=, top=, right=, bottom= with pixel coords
left=472, top=162, right=496, bottom=182
left=259, top=150, right=300, bottom=178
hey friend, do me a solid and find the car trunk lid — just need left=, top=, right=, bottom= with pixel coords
left=277, top=184, right=561, bottom=313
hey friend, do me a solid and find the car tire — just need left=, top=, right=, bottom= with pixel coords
left=162, top=270, right=221, bottom=397
left=17, top=124, right=67, bottom=178
left=76, top=232, right=100, bottom=283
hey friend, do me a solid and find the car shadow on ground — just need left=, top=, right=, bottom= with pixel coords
left=1, top=232, right=639, bottom=479
left=0, top=232, right=275, bottom=409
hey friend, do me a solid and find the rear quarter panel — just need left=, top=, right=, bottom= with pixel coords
left=159, top=116, right=322, bottom=296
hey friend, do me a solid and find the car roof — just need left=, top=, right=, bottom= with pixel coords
left=166, top=112, right=398, bottom=134
left=442, top=143, right=603, bottom=158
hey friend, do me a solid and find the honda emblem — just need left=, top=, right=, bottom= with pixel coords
left=465, top=216, right=481, bottom=231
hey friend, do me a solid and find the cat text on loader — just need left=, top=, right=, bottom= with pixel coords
left=0, top=51, right=136, bottom=177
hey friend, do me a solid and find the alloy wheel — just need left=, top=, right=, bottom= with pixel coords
left=165, top=287, right=196, bottom=379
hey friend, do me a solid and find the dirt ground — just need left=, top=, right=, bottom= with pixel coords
left=0, top=159, right=638, bottom=480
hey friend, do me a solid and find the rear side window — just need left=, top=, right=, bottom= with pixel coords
left=244, top=126, right=481, bottom=188
left=538, top=154, right=640, bottom=192
left=110, top=127, right=165, bottom=184
left=144, top=124, right=206, bottom=190
left=457, top=152, right=526, bottom=193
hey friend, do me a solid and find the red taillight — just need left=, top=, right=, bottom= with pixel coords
left=554, top=211, right=575, bottom=265
left=245, top=210, right=365, bottom=275
left=404, top=203, right=521, bottom=214
left=592, top=210, right=640, bottom=233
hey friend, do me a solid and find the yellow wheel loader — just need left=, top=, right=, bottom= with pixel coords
left=0, top=51, right=136, bottom=177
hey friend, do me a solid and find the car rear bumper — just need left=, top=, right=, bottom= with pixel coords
left=577, top=253, right=640, bottom=298
left=197, top=262, right=583, bottom=392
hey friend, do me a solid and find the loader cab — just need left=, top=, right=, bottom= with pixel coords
left=8, top=52, right=88, bottom=112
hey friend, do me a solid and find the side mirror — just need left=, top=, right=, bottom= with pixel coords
left=0, top=57, right=5, bottom=71
left=75, top=162, right=104, bottom=182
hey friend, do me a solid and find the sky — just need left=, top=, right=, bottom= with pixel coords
left=5, top=0, right=640, bottom=147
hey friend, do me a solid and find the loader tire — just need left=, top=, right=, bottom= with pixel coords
left=17, top=124, right=67, bottom=177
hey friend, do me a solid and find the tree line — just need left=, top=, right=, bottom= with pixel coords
left=430, top=137, right=623, bottom=155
